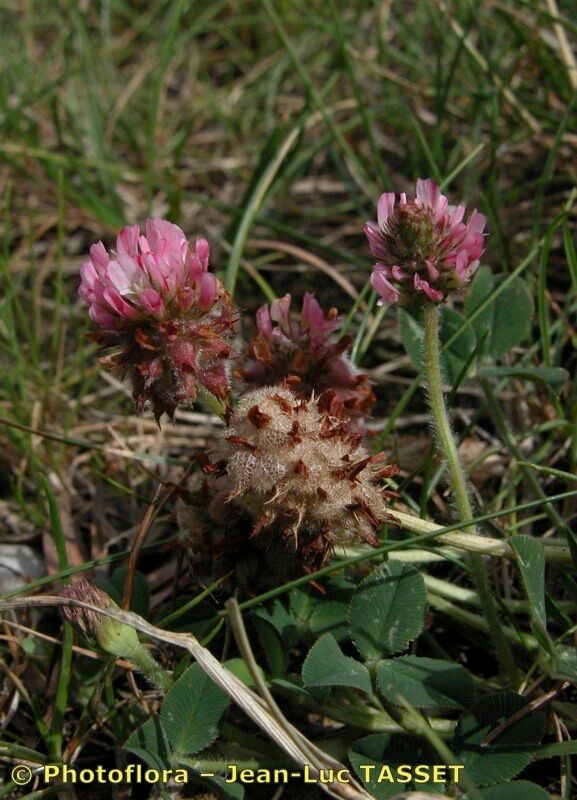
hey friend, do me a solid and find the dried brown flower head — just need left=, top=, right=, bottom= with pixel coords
left=208, top=387, right=397, bottom=552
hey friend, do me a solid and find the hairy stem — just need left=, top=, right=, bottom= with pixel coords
left=128, top=644, right=173, bottom=694
left=422, top=303, right=518, bottom=685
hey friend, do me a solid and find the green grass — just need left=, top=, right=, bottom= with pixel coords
left=1, top=1, right=577, bottom=798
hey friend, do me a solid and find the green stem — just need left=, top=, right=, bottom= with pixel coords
left=176, top=756, right=260, bottom=773
left=322, top=700, right=455, bottom=736
left=428, top=593, right=539, bottom=650
left=393, top=697, right=483, bottom=800
left=43, top=476, right=74, bottom=758
left=128, top=644, right=173, bottom=694
left=422, top=303, right=518, bottom=686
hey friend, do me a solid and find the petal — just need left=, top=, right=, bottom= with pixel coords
left=145, top=218, right=187, bottom=253
left=102, top=286, right=139, bottom=319
left=79, top=260, right=99, bottom=293
left=467, top=209, right=487, bottom=235
left=138, top=234, right=151, bottom=254
left=391, top=265, right=407, bottom=282
left=78, top=284, right=92, bottom=303
left=447, top=204, right=465, bottom=228
left=139, top=288, right=165, bottom=317
left=162, top=249, right=187, bottom=291
left=364, top=221, right=388, bottom=260
left=144, top=218, right=169, bottom=250
left=416, top=178, right=440, bottom=210
left=377, top=193, right=396, bottom=228
left=197, top=272, right=217, bottom=308
left=455, top=250, right=469, bottom=277
left=434, top=194, right=449, bottom=223
left=89, top=241, right=110, bottom=272
left=116, top=224, right=140, bottom=256
left=89, top=304, right=119, bottom=329
left=460, top=210, right=486, bottom=261
left=301, top=293, right=328, bottom=335
left=141, top=252, right=169, bottom=291
left=425, top=259, right=440, bottom=280
left=270, top=294, right=292, bottom=333
left=176, top=286, right=194, bottom=312
left=467, top=260, right=480, bottom=279
left=194, top=238, right=210, bottom=271
left=107, top=257, right=142, bottom=295
left=453, top=250, right=480, bottom=284
left=414, top=274, right=443, bottom=302
left=256, top=305, right=273, bottom=338
left=371, top=267, right=401, bottom=305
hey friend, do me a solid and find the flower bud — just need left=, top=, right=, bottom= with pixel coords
left=59, top=580, right=140, bottom=658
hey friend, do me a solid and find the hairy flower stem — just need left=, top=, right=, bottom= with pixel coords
left=126, top=643, right=173, bottom=694
left=422, top=303, right=518, bottom=686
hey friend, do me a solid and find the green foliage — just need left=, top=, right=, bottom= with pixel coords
left=477, top=365, right=569, bottom=394
left=270, top=675, right=330, bottom=706
left=377, top=655, right=475, bottom=710
left=400, top=266, right=537, bottom=388
left=535, top=739, right=577, bottom=759
left=198, top=775, right=245, bottom=799
left=288, top=580, right=354, bottom=642
left=552, top=645, right=577, bottom=684
left=224, top=658, right=261, bottom=688
left=509, top=535, right=553, bottom=655
left=125, top=717, right=172, bottom=772
left=307, top=598, right=351, bottom=640
left=349, top=561, right=427, bottom=662
left=160, top=664, right=229, bottom=756
left=3, top=4, right=577, bottom=799
left=350, top=734, right=446, bottom=798
left=225, top=122, right=302, bottom=294
left=453, top=692, right=547, bottom=786
left=466, top=267, right=534, bottom=359
left=468, top=781, right=549, bottom=800
left=125, top=712, right=245, bottom=799
left=302, top=633, right=373, bottom=693
left=250, top=616, right=290, bottom=676
left=252, top=598, right=299, bottom=645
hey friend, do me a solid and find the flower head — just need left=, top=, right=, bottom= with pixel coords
left=240, top=294, right=375, bottom=420
left=178, top=386, right=397, bottom=590
left=79, top=219, right=237, bottom=419
left=206, top=386, right=397, bottom=554
left=365, top=179, right=486, bottom=306
left=177, top=476, right=321, bottom=592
